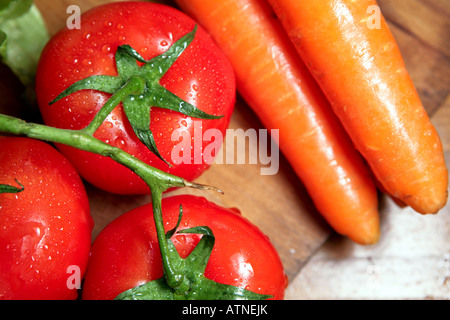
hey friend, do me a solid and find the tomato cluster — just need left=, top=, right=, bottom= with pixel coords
left=36, top=1, right=235, bottom=195
left=0, top=2, right=286, bottom=300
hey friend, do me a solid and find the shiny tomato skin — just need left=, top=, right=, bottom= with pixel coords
left=81, top=195, right=287, bottom=300
left=0, top=137, right=93, bottom=300
left=35, top=2, right=235, bottom=195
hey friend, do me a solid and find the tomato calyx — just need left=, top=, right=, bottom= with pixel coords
left=49, top=25, right=222, bottom=165
left=115, top=205, right=273, bottom=300
left=0, top=178, right=24, bottom=194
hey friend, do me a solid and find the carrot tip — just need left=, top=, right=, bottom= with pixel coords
left=346, top=207, right=380, bottom=245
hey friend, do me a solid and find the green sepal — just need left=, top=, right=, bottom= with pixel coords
left=114, top=278, right=176, bottom=300
left=49, top=25, right=222, bottom=164
left=121, top=87, right=169, bottom=165
left=142, top=24, right=198, bottom=78
left=181, top=226, right=215, bottom=274
left=117, top=44, right=147, bottom=64
left=0, top=179, right=24, bottom=194
left=49, top=75, right=125, bottom=105
left=115, top=45, right=141, bottom=79
left=149, top=84, right=221, bottom=120
left=114, top=274, right=273, bottom=301
left=165, top=205, right=184, bottom=240
left=115, top=216, right=272, bottom=300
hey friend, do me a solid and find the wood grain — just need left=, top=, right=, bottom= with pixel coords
left=378, top=0, right=450, bottom=116
left=378, top=0, right=450, bottom=58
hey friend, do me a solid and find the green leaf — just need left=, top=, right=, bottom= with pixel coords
left=0, top=0, right=33, bottom=22
left=0, top=178, right=24, bottom=194
left=0, top=29, right=5, bottom=47
left=0, top=2, right=49, bottom=89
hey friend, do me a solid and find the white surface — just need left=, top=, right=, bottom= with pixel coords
left=285, top=192, right=450, bottom=300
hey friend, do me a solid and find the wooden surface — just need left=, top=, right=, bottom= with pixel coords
left=3, top=0, right=448, bottom=299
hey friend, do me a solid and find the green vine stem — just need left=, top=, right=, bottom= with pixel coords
left=82, top=76, right=146, bottom=136
left=0, top=114, right=221, bottom=193
left=0, top=113, right=222, bottom=290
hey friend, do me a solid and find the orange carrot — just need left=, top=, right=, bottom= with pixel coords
left=175, top=0, right=380, bottom=244
left=267, top=0, right=448, bottom=214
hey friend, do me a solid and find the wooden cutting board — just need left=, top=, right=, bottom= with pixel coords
left=14, top=0, right=449, bottom=288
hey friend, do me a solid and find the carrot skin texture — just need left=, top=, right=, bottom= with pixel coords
left=176, top=0, right=380, bottom=244
left=267, top=0, right=448, bottom=214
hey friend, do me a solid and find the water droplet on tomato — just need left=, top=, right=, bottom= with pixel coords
left=18, top=222, right=46, bottom=258
left=160, top=40, right=168, bottom=47
left=104, top=121, right=113, bottom=128
left=64, top=56, right=75, bottom=64
left=115, top=137, right=126, bottom=148
left=102, top=44, right=111, bottom=54
left=82, top=59, right=92, bottom=66
left=176, top=234, right=187, bottom=245
left=83, top=32, right=91, bottom=40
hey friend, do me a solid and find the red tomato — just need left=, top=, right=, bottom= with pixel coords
left=35, top=2, right=235, bottom=195
left=81, top=195, right=287, bottom=300
left=0, top=137, right=93, bottom=300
